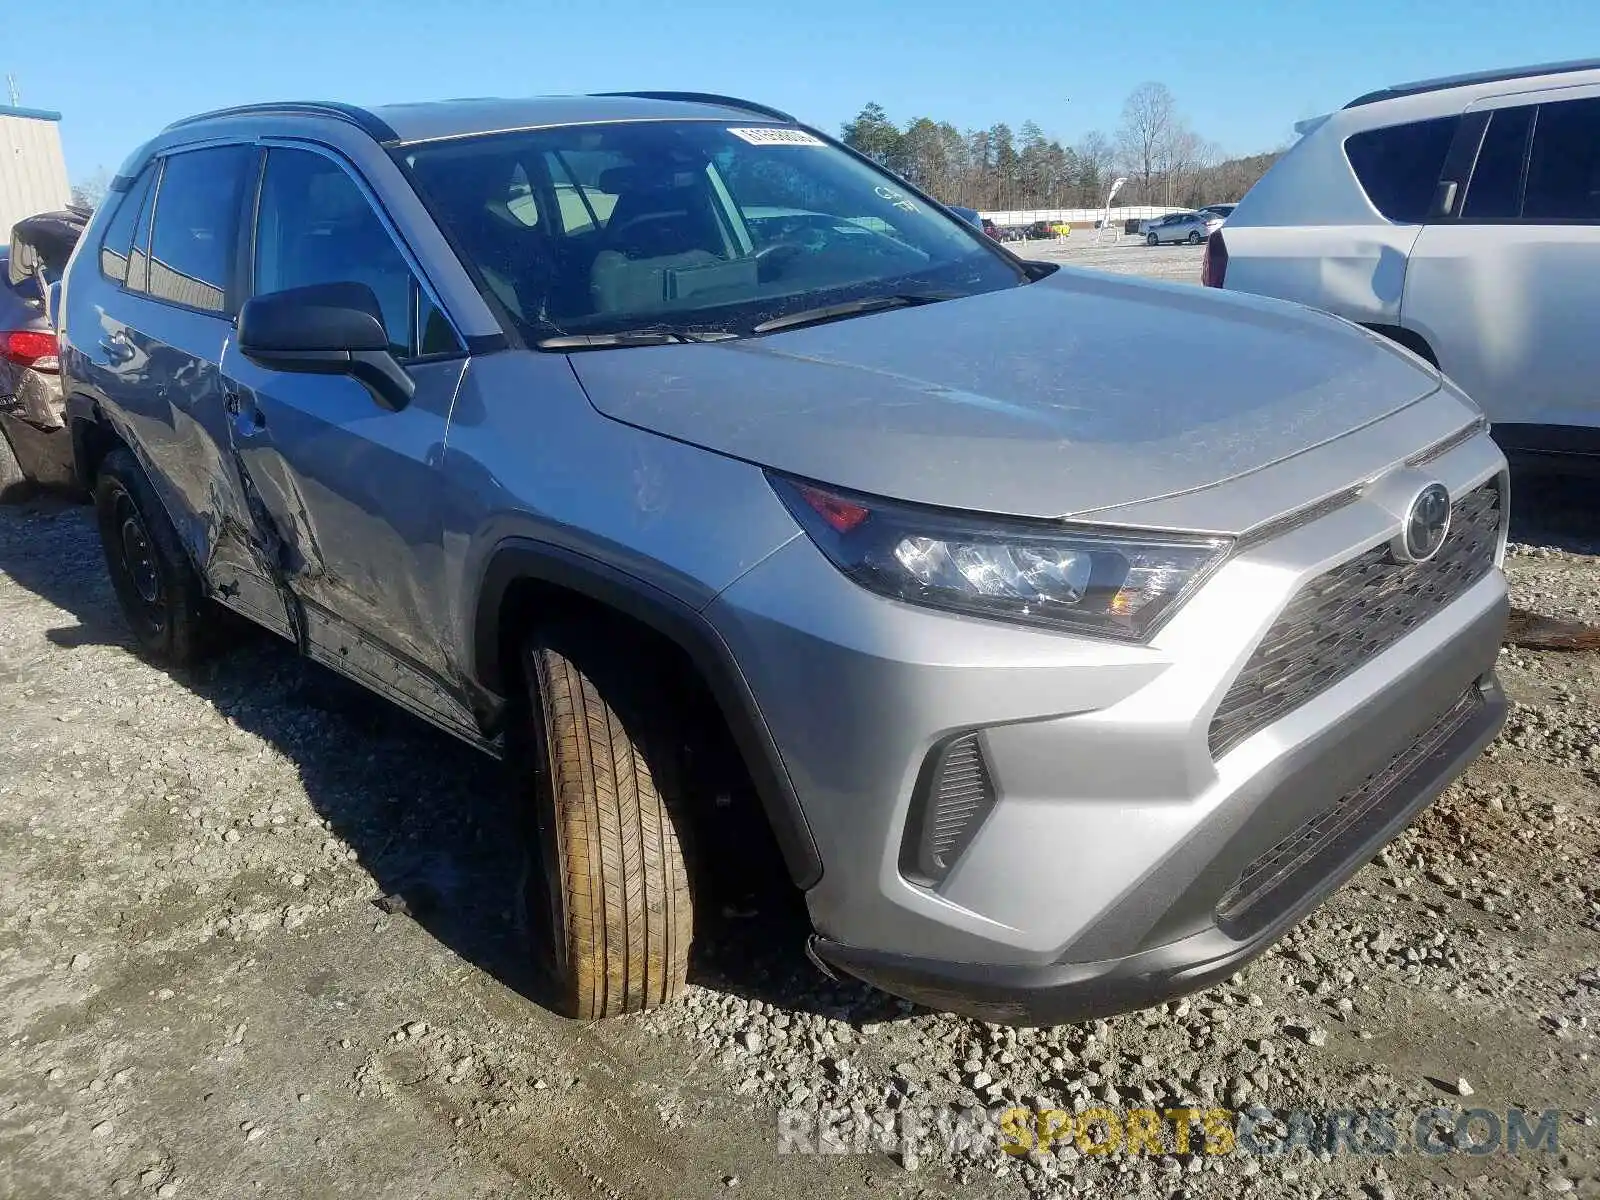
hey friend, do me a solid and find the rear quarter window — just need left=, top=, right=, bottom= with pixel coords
left=1343, top=116, right=1461, bottom=222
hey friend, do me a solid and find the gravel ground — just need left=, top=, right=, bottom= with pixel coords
left=2, top=257, right=1597, bottom=1198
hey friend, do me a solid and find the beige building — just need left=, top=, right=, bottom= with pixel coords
left=0, top=105, right=70, bottom=233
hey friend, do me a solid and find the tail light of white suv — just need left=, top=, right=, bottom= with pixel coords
left=1202, top=230, right=1227, bottom=288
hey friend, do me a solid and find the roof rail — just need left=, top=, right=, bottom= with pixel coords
left=163, top=101, right=398, bottom=143
left=590, top=91, right=796, bottom=123
left=1345, top=58, right=1600, bottom=108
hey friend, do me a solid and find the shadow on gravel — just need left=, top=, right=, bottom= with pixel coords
left=1507, top=468, right=1600, bottom=555
left=0, top=501, right=885, bottom=1025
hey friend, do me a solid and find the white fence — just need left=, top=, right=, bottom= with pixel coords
left=977, top=205, right=1187, bottom=227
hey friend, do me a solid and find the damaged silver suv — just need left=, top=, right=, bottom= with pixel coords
left=59, top=93, right=1509, bottom=1024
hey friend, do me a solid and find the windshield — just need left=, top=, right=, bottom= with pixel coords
left=399, top=121, right=1029, bottom=342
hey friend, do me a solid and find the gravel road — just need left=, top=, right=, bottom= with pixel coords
left=1007, top=233, right=1209, bottom=282
left=2, top=256, right=1597, bottom=1198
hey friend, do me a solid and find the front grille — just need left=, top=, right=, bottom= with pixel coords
left=1208, top=483, right=1500, bottom=758
left=1215, top=686, right=1483, bottom=935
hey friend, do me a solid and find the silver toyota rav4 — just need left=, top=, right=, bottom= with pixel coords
left=59, top=93, right=1509, bottom=1024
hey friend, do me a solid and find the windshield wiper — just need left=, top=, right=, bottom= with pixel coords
left=750, top=292, right=957, bottom=336
left=535, top=329, right=732, bottom=351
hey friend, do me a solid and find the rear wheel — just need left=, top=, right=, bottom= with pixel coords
left=1146, top=232, right=1159, bottom=246
left=0, top=427, right=31, bottom=503
left=521, top=629, right=693, bottom=1018
left=93, top=447, right=217, bottom=665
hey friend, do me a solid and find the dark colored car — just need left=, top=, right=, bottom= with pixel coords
left=0, top=208, right=87, bottom=500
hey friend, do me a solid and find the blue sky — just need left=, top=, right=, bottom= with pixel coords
left=26, top=0, right=1600, bottom=183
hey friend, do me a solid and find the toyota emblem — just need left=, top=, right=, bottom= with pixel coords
left=1392, top=482, right=1451, bottom=563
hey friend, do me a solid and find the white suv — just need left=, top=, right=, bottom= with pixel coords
left=1209, top=59, right=1600, bottom=470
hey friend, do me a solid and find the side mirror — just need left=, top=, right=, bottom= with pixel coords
left=238, top=282, right=415, bottom=411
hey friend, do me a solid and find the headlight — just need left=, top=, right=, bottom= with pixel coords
left=770, top=475, right=1230, bottom=640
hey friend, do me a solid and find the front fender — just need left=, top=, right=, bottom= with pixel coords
left=471, top=537, right=822, bottom=889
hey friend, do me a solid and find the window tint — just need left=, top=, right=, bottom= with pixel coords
left=254, top=148, right=457, bottom=357
left=99, top=165, right=155, bottom=284
left=146, top=146, right=254, bottom=312
left=1462, top=106, right=1533, bottom=220
left=1344, top=116, right=1460, bottom=222
left=1523, top=97, right=1600, bottom=222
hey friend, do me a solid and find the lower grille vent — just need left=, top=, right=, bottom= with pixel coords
left=902, top=732, right=998, bottom=884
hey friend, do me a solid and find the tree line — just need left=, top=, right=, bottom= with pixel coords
left=840, top=83, right=1282, bottom=214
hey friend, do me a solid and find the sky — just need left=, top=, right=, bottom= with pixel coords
left=20, top=0, right=1600, bottom=184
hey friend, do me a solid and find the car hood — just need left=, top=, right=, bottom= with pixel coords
left=567, top=269, right=1443, bottom=525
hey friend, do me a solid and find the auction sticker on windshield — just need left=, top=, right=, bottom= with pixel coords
left=728, top=127, right=824, bottom=147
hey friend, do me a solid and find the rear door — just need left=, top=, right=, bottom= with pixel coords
left=218, top=143, right=478, bottom=741
left=1404, top=88, right=1600, bottom=444
left=1227, top=115, right=1461, bottom=325
left=73, top=144, right=296, bottom=632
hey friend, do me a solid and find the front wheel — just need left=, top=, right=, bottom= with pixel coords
left=521, top=630, right=693, bottom=1018
left=1187, top=231, right=1203, bottom=245
left=1146, top=232, right=1159, bottom=246
left=93, top=447, right=218, bottom=665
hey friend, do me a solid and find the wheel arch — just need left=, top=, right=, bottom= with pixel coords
left=472, top=539, right=823, bottom=889
left=66, top=391, right=124, bottom=491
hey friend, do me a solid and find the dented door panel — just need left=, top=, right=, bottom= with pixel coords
left=216, top=342, right=479, bottom=741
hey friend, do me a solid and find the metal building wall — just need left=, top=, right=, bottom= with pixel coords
left=0, top=109, right=71, bottom=234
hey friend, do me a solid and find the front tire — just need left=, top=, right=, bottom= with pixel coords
left=93, top=447, right=216, bottom=665
left=1146, top=232, right=1159, bottom=246
left=522, top=631, right=693, bottom=1018
left=1188, top=231, right=1202, bottom=245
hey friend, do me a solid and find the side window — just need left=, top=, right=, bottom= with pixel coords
left=1523, top=97, right=1600, bottom=222
left=128, top=164, right=159, bottom=293
left=1344, top=116, right=1461, bottom=223
left=546, top=149, right=624, bottom=236
left=506, top=164, right=540, bottom=227
left=146, top=145, right=255, bottom=313
left=98, top=164, right=156, bottom=285
left=254, top=147, right=459, bottom=358
left=1462, top=106, right=1534, bottom=221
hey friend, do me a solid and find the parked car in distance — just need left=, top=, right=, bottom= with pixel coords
left=62, top=92, right=1508, bottom=1026
left=1212, top=59, right=1600, bottom=472
left=0, top=208, right=88, bottom=500
left=1145, top=210, right=1224, bottom=245
left=981, top=217, right=1002, bottom=241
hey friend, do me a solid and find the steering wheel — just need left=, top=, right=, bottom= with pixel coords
left=750, top=238, right=810, bottom=281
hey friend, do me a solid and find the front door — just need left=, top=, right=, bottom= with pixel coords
left=220, top=144, right=479, bottom=743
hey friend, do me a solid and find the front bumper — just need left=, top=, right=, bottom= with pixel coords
left=708, top=429, right=1509, bottom=1021
left=809, top=672, right=1504, bottom=1025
